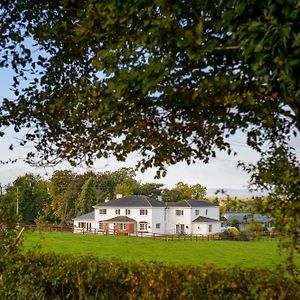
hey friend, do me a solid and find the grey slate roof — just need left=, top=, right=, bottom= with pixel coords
left=222, top=212, right=272, bottom=224
left=101, top=216, right=137, bottom=223
left=94, top=195, right=165, bottom=207
left=167, top=200, right=217, bottom=207
left=193, top=216, right=220, bottom=223
left=73, top=211, right=95, bottom=221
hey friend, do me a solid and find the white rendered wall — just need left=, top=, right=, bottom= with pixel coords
left=191, top=207, right=219, bottom=221
left=95, top=206, right=165, bottom=233
left=151, top=207, right=166, bottom=234
left=166, top=207, right=192, bottom=234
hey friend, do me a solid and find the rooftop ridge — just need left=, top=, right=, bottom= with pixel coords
left=143, top=195, right=152, bottom=207
left=184, top=200, right=191, bottom=207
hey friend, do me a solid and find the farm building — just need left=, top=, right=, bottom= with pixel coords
left=73, top=195, right=221, bottom=235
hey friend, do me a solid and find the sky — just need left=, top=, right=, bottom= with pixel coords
left=1, top=63, right=300, bottom=198
left=2, top=123, right=299, bottom=198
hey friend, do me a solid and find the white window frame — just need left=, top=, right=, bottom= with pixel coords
left=78, top=222, right=85, bottom=228
left=125, top=209, right=131, bottom=215
left=140, top=209, right=148, bottom=215
left=115, top=209, right=121, bottom=215
left=99, top=222, right=104, bottom=230
left=176, top=224, right=185, bottom=234
left=208, top=224, right=212, bottom=232
left=155, top=223, right=160, bottom=229
left=99, top=209, right=107, bottom=215
left=139, top=222, right=147, bottom=231
left=119, top=223, right=126, bottom=230
left=176, top=210, right=184, bottom=216
left=195, top=209, right=199, bottom=216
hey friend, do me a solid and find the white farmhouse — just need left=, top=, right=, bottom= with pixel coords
left=73, top=195, right=221, bottom=235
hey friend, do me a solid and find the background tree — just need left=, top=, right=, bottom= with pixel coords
left=161, top=182, right=206, bottom=202
left=230, top=219, right=240, bottom=230
left=246, top=221, right=264, bottom=235
left=114, top=177, right=140, bottom=197
left=76, top=177, right=97, bottom=216
left=94, top=168, right=137, bottom=201
left=48, top=170, right=88, bottom=224
left=3, top=174, right=51, bottom=224
left=242, top=145, right=300, bottom=277
left=137, top=183, right=164, bottom=198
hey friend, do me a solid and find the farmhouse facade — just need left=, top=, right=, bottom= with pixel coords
left=73, top=195, right=221, bottom=235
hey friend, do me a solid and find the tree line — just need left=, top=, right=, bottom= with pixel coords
left=0, top=167, right=267, bottom=226
left=0, top=168, right=213, bottom=225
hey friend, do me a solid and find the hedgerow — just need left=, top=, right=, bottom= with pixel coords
left=0, top=252, right=299, bottom=299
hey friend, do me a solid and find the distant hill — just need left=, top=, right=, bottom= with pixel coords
left=206, top=188, right=266, bottom=199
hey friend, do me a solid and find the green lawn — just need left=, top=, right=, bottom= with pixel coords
left=23, top=231, right=300, bottom=269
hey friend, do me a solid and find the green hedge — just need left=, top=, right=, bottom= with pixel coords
left=0, top=252, right=299, bottom=299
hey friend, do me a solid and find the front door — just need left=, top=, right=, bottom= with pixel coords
left=176, top=224, right=185, bottom=234
left=108, top=223, right=114, bottom=234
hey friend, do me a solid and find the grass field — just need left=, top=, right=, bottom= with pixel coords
left=23, top=231, right=300, bottom=269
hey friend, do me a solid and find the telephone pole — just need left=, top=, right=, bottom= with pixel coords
left=16, top=186, right=19, bottom=228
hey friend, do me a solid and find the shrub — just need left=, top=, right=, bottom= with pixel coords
left=0, top=252, right=299, bottom=299
left=221, top=228, right=241, bottom=240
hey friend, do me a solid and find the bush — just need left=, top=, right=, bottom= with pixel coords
left=221, top=228, right=241, bottom=240
left=0, top=252, right=299, bottom=299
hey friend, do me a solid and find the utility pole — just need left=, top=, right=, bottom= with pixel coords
left=16, top=186, right=19, bottom=228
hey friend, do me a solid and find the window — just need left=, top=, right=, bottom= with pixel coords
left=119, top=223, right=126, bottom=230
left=208, top=224, right=212, bottom=232
left=206, top=209, right=208, bottom=215
left=78, top=222, right=85, bottom=228
left=139, top=222, right=147, bottom=230
left=99, top=209, right=107, bottom=215
left=176, top=210, right=184, bottom=216
left=125, top=209, right=131, bottom=215
left=195, top=209, right=199, bottom=216
left=99, top=222, right=104, bottom=230
left=86, top=222, right=91, bottom=231
left=140, top=209, right=148, bottom=215
left=176, top=224, right=185, bottom=234
left=115, top=209, right=120, bottom=215
left=156, top=223, right=160, bottom=229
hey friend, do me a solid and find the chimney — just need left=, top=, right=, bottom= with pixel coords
left=116, top=193, right=123, bottom=199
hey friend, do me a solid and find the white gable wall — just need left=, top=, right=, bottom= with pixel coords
left=151, top=207, right=166, bottom=234
left=166, top=207, right=192, bottom=234
left=191, top=207, right=219, bottom=221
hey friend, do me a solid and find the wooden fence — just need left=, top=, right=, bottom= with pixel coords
left=21, top=224, right=283, bottom=241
